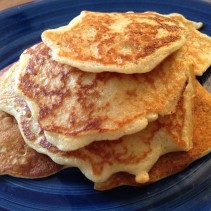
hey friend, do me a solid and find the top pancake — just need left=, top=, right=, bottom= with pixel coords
left=14, top=42, right=190, bottom=151
left=95, top=81, right=211, bottom=190
left=42, top=11, right=187, bottom=74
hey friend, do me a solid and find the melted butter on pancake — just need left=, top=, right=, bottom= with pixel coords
left=15, top=43, right=190, bottom=151
left=42, top=11, right=187, bottom=74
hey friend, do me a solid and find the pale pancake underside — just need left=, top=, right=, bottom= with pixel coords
left=95, top=81, right=211, bottom=190
left=42, top=11, right=187, bottom=74
left=15, top=43, right=190, bottom=151
left=0, top=62, right=194, bottom=184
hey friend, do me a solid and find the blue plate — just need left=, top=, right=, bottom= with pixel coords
left=0, top=0, right=210, bottom=210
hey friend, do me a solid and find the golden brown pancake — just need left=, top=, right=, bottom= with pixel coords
left=42, top=12, right=211, bottom=76
left=0, top=111, right=63, bottom=178
left=169, top=13, right=211, bottom=76
left=94, top=81, right=211, bottom=190
left=0, top=61, right=195, bottom=184
left=42, top=11, right=187, bottom=74
left=0, top=64, right=63, bottom=178
left=14, top=42, right=190, bottom=151
left=0, top=110, right=63, bottom=178
left=0, top=10, right=210, bottom=188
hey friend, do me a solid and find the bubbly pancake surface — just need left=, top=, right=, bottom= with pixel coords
left=15, top=42, right=190, bottom=151
left=0, top=61, right=194, bottom=184
left=42, top=11, right=187, bottom=74
left=95, top=81, right=211, bottom=190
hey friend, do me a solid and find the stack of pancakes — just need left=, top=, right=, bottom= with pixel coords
left=0, top=11, right=210, bottom=190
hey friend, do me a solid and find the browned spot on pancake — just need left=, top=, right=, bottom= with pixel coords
left=126, top=89, right=138, bottom=98
left=19, top=44, right=72, bottom=118
left=21, top=118, right=36, bottom=141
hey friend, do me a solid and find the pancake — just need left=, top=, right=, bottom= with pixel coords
left=0, top=62, right=19, bottom=99
left=0, top=110, right=63, bottom=178
left=0, top=64, right=63, bottom=178
left=0, top=79, right=63, bottom=179
left=42, top=11, right=211, bottom=76
left=0, top=62, right=195, bottom=184
left=168, top=13, right=211, bottom=76
left=41, top=11, right=187, bottom=74
left=95, top=81, right=211, bottom=190
left=14, top=42, right=190, bottom=151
